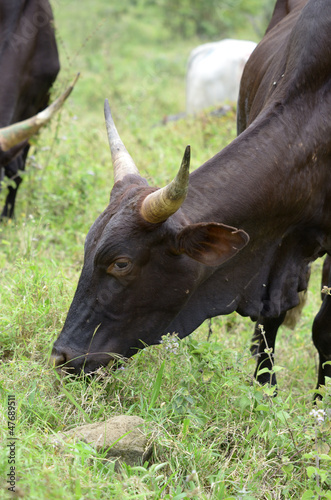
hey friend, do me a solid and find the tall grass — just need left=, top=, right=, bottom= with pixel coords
left=0, top=1, right=330, bottom=499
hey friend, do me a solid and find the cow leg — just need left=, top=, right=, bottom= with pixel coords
left=312, top=258, right=331, bottom=389
left=321, top=255, right=331, bottom=299
left=251, top=313, right=286, bottom=386
left=1, top=174, right=23, bottom=219
left=1, top=145, right=29, bottom=219
left=0, top=166, right=3, bottom=193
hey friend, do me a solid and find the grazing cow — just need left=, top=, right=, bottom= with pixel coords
left=51, top=0, right=331, bottom=394
left=0, top=0, right=60, bottom=218
left=186, top=39, right=257, bottom=114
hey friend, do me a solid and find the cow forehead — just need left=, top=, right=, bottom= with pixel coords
left=86, top=180, right=149, bottom=236
left=85, top=183, right=177, bottom=260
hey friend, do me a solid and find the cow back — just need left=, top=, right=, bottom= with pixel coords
left=0, top=0, right=60, bottom=128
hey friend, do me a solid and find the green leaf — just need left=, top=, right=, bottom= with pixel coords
left=75, top=477, right=82, bottom=496
left=276, top=410, right=290, bottom=423
left=255, top=404, right=270, bottom=412
left=28, top=380, right=38, bottom=406
left=239, top=395, right=251, bottom=413
left=172, top=493, right=190, bottom=500
left=306, top=466, right=318, bottom=478
left=182, top=417, right=190, bottom=437
left=246, top=425, right=258, bottom=440
left=202, top=371, right=214, bottom=382
left=263, top=385, right=277, bottom=396
left=316, top=441, right=330, bottom=455
left=272, top=365, right=284, bottom=373
left=300, top=490, right=315, bottom=500
left=148, top=360, right=165, bottom=410
left=318, top=469, right=329, bottom=482
left=152, top=462, right=169, bottom=472
left=256, top=367, right=271, bottom=376
left=282, top=463, right=294, bottom=474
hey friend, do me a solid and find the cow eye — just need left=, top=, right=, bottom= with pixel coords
left=107, top=258, right=132, bottom=275
left=115, top=261, right=128, bottom=269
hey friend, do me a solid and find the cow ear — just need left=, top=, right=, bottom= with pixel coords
left=175, top=222, right=249, bottom=266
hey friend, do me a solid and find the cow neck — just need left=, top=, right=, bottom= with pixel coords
left=164, top=109, right=331, bottom=336
left=185, top=103, right=331, bottom=232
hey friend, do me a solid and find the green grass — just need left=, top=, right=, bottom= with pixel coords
left=1, top=1, right=331, bottom=499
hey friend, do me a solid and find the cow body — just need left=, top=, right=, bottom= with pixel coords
left=186, top=39, right=257, bottom=114
left=52, top=0, right=331, bottom=390
left=0, top=0, right=60, bottom=218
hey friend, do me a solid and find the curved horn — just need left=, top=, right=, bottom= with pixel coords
left=104, top=99, right=140, bottom=183
left=140, top=145, right=190, bottom=224
left=0, top=73, right=79, bottom=152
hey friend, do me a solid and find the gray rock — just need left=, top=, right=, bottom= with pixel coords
left=54, top=415, right=154, bottom=467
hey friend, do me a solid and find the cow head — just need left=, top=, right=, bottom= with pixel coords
left=50, top=100, right=249, bottom=374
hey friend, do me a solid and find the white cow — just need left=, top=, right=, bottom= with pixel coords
left=186, top=39, right=257, bottom=114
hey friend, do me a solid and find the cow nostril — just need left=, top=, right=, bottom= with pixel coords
left=49, top=352, right=66, bottom=368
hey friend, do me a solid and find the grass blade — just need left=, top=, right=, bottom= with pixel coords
left=148, top=360, right=165, bottom=411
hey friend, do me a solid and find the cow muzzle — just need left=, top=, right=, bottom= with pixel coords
left=49, top=345, right=113, bottom=375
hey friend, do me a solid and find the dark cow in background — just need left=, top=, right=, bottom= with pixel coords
left=0, top=0, right=60, bottom=218
left=51, top=0, right=331, bottom=393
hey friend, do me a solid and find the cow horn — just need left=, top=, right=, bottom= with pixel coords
left=104, top=99, right=140, bottom=183
left=0, top=73, right=79, bottom=152
left=140, top=145, right=190, bottom=224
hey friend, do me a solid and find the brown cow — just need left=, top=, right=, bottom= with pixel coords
left=0, top=0, right=72, bottom=218
left=51, top=0, right=331, bottom=393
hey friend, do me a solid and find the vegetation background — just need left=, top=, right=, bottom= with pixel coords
left=0, top=0, right=330, bottom=498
